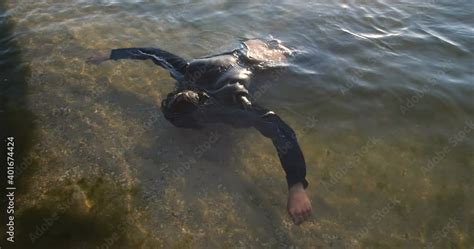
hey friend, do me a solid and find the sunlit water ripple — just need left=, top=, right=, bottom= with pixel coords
left=1, top=0, right=473, bottom=248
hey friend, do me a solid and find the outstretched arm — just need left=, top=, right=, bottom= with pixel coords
left=87, top=47, right=188, bottom=80
left=192, top=102, right=309, bottom=189
left=252, top=108, right=312, bottom=225
left=254, top=111, right=308, bottom=188
left=176, top=99, right=312, bottom=224
left=86, top=51, right=110, bottom=65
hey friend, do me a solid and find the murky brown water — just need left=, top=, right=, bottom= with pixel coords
left=1, top=0, right=473, bottom=248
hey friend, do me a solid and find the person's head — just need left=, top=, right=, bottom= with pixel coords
left=161, top=90, right=203, bottom=128
left=164, top=90, right=200, bottom=112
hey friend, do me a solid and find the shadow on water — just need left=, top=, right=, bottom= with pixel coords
left=0, top=1, right=36, bottom=246
left=0, top=22, right=306, bottom=246
left=0, top=2, right=35, bottom=190
left=0, top=4, right=147, bottom=249
left=101, top=80, right=305, bottom=247
left=0, top=2, right=332, bottom=242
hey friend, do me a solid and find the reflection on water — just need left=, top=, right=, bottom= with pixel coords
left=2, top=0, right=473, bottom=248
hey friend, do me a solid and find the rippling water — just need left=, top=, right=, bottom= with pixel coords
left=1, top=0, right=473, bottom=248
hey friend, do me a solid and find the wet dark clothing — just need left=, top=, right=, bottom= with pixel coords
left=109, top=46, right=308, bottom=189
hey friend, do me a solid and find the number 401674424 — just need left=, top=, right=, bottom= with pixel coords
left=7, top=137, right=14, bottom=185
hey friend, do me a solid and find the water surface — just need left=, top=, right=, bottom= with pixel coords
left=1, top=0, right=473, bottom=248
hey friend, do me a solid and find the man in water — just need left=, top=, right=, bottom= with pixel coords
left=87, top=39, right=312, bottom=225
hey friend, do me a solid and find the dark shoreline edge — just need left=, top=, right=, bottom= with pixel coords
left=0, top=2, right=36, bottom=247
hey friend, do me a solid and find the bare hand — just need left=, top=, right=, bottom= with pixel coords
left=86, top=51, right=110, bottom=65
left=287, top=182, right=312, bottom=225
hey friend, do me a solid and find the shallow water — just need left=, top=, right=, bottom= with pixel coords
left=1, top=0, right=473, bottom=248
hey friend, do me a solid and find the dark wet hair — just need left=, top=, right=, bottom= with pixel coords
left=161, top=90, right=202, bottom=128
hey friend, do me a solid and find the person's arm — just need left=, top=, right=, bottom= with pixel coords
left=254, top=112, right=308, bottom=189
left=193, top=101, right=308, bottom=187
left=86, top=51, right=110, bottom=65
left=188, top=100, right=312, bottom=224
left=87, top=47, right=188, bottom=80
left=253, top=110, right=312, bottom=225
